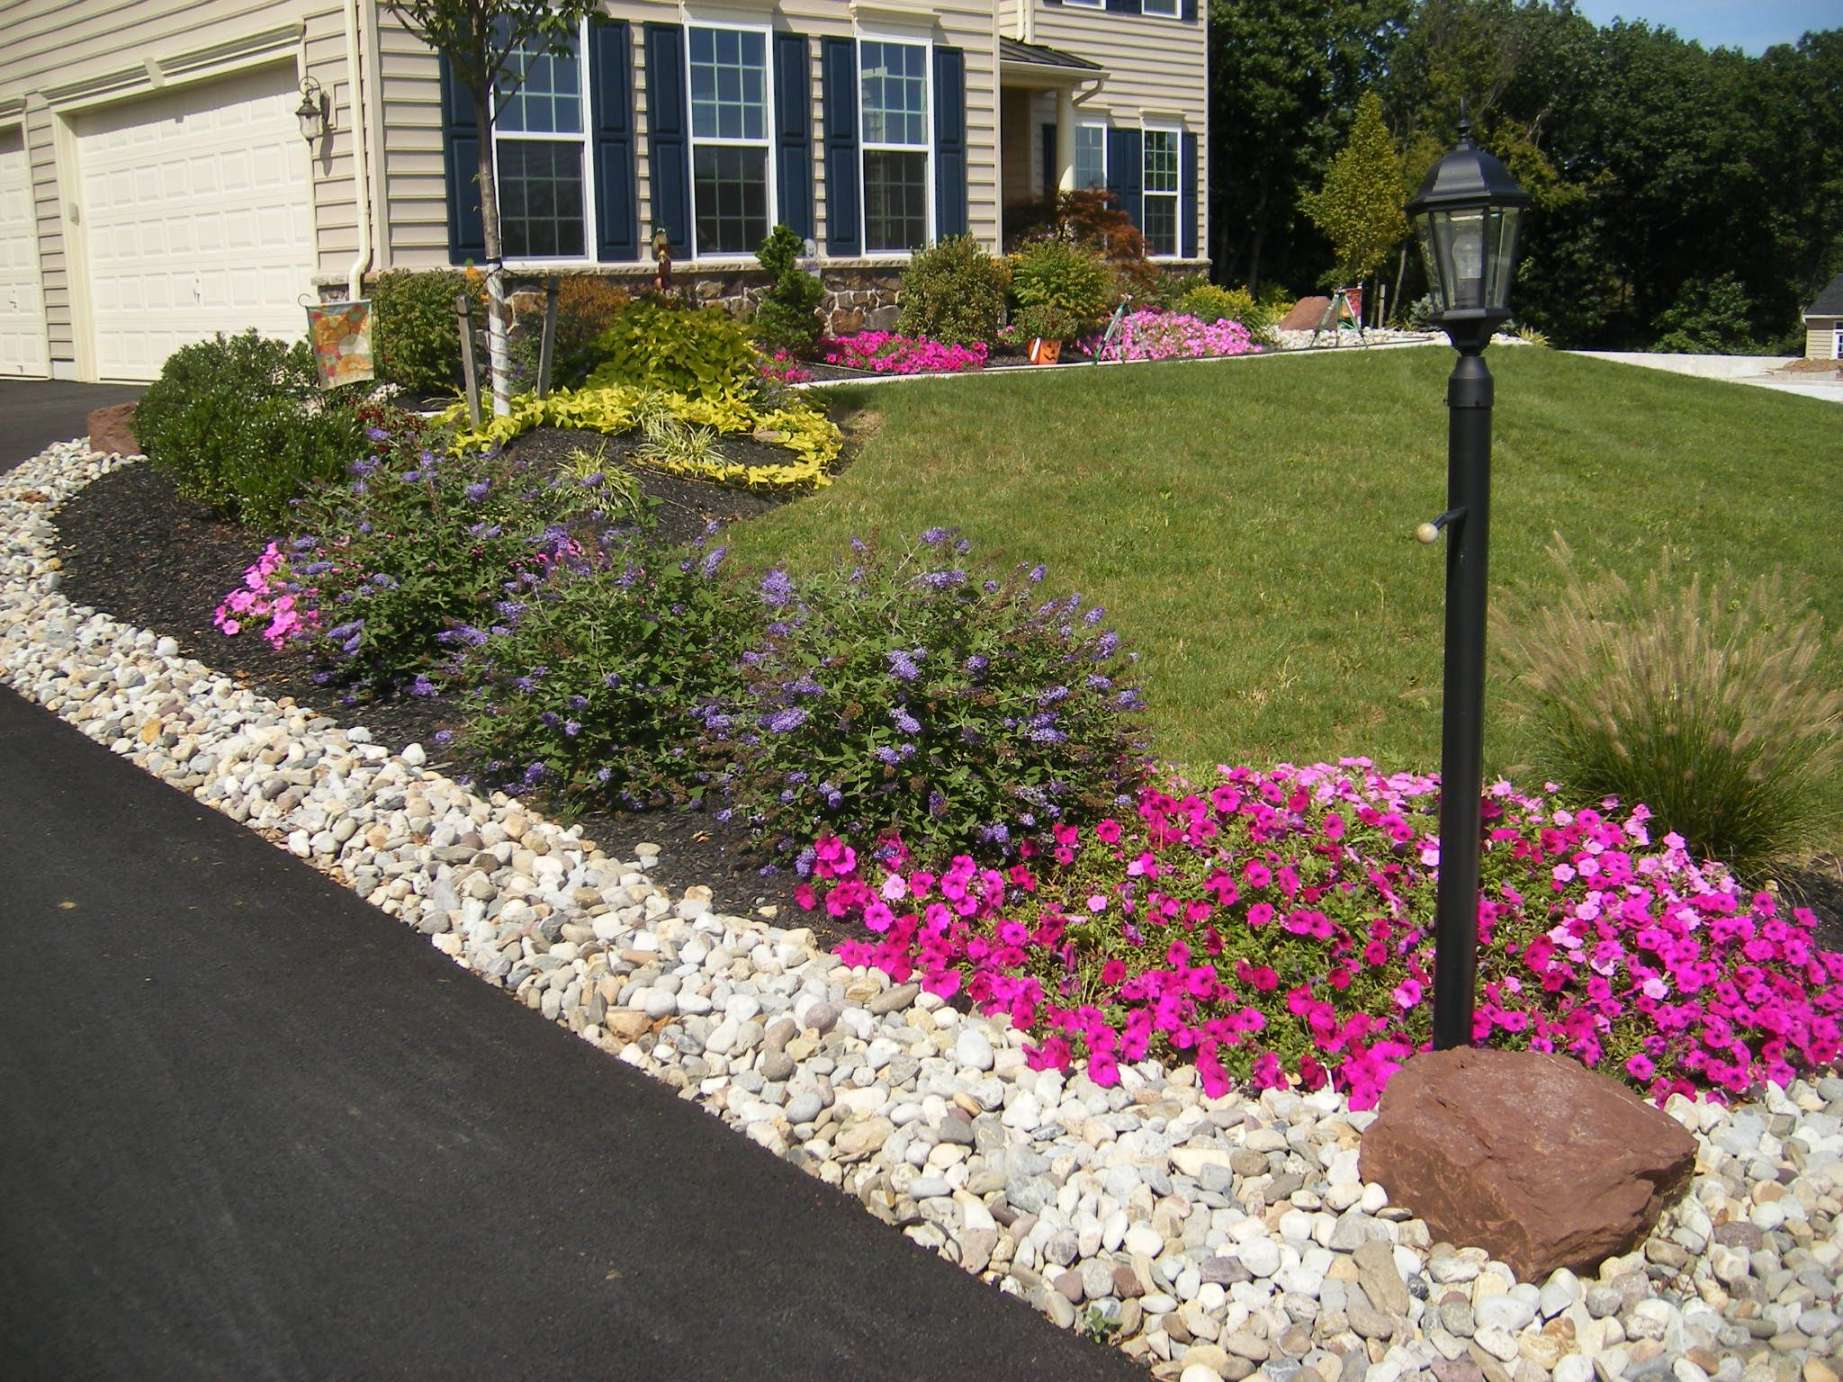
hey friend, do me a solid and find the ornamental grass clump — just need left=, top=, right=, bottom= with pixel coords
left=454, top=527, right=759, bottom=808
left=1497, top=541, right=1843, bottom=877
left=804, top=763, right=1843, bottom=1109
left=700, top=530, right=1151, bottom=866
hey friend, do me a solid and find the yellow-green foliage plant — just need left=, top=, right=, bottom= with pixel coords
left=442, top=384, right=843, bottom=492
left=1495, top=538, right=1843, bottom=877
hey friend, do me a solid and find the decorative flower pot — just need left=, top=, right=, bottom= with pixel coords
left=1028, top=337, right=1062, bottom=365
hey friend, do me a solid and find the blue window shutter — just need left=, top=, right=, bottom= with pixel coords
left=932, top=45, right=967, bottom=239
left=438, top=53, right=486, bottom=264
left=1183, top=0, right=1198, bottom=19
left=1108, top=127, right=1142, bottom=230
left=589, top=19, right=639, bottom=262
left=774, top=32, right=814, bottom=241
left=1181, top=129, right=1198, bottom=259
left=644, top=23, right=692, bottom=257
left=821, top=36, right=860, bottom=256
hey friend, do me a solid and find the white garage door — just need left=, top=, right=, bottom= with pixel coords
left=0, top=125, right=50, bottom=378
left=77, top=64, right=315, bottom=381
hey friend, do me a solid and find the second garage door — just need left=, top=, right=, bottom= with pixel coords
left=0, top=125, right=50, bottom=378
left=76, top=64, right=316, bottom=382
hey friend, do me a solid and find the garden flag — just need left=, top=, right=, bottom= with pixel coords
left=305, top=300, right=375, bottom=389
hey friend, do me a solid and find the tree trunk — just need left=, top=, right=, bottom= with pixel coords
left=474, top=102, right=512, bottom=416
left=1392, top=245, right=1409, bottom=326
left=1247, top=187, right=1270, bottom=293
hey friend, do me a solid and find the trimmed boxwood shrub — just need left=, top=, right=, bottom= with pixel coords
left=134, top=331, right=362, bottom=528
left=370, top=269, right=484, bottom=395
left=898, top=235, right=1010, bottom=346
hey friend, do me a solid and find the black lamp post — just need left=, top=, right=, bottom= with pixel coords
left=1407, top=105, right=1529, bottom=1050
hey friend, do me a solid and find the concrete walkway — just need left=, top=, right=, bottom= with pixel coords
left=0, top=388, right=1139, bottom=1381
left=1567, top=351, right=1843, bottom=404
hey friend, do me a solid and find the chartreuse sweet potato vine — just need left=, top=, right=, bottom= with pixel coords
left=441, top=385, right=843, bottom=492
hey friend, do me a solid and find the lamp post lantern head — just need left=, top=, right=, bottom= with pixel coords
left=1407, top=103, right=1530, bottom=345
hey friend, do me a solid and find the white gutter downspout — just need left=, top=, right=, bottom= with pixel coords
left=344, top=0, right=373, bottom=300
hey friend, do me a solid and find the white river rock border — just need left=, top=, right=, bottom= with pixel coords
left=5, top=439, right=1842, bottom=1382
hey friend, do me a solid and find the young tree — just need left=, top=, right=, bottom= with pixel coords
left=1299, top=90, right=1408, bottom=299
left=385, top=0, right=598, bottom=414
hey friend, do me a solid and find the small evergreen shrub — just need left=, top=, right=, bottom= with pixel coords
left=1010, top=240, right=1115, bottom=332
left=583, top=299, right=760, bottom=400
left=1496, top=540, right=1843, bottom=876
left=456, top=530, right=759, bottom=808
left=698, top=530, right=1151, bottom=864
left=1170, top=282, right=1280, bottom=342
left=898, top=235, right=1010, bottom=346
left=1005, top=189, right=1153, bottom=296
left=135, top=331, right=362, bottom=528
left=370, top=270, right=482, bottom=395
left=752, top=225, right=826, bottom=355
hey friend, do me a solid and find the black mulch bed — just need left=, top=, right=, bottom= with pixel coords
left=51, top=440, right=848, bottom=939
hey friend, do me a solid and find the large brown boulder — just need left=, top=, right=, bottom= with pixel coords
left=1277, top=296, right=1333, bottom=331
left=1359, top=1046, right=1697, bottom=1280
left=87, top=402, right=141, bottom=457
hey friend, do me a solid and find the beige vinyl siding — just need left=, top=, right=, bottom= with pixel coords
left=0, top=0, right=366, bottom=367
left=375, top=0, right=1002, bottom=270
left=1808, top=320, right=1841, bottom=361
left=1030, top=1, right=1208, bottom=260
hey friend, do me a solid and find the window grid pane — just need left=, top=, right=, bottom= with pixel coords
left=496, top=32, right=582, bottom=135
left=860, top=41, right=927, bottom=147
left=690, top=28, right=767, bottom=142
left=1144, top=194, right=1178, bottom=257
left=497, top=141, right=586, bottom=258
left=863, top=149, right=927, bottom=252
left=694, top=146, right=770, bottom=255
left=1075, top=127, right=1106, bottom=190
left=1144, top=130, right=1179, bottom=194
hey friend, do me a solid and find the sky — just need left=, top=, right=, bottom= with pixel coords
left=1574, top=0, right=1840, bottom=53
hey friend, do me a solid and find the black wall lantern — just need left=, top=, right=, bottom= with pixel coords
left=296, top=76, right=331, bottom=147
left=1407, top=104, right=1529, bottom=1050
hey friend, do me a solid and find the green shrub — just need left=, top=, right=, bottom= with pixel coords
left=752, top=224, right=826, bottom=354
left=583, top=299, right=760, bottom=400
left=508, top=275, right=633, bottom=392
left=370, top=270, right=481, bottom=395
left=898, top=235, right=1010, bottom=346
left=1170, top=283, right=1279, bottom=342
left=457, top=531, right=759, bottom=808
left=134, top=331, right=362, bottom=528
left=289, top=409, right=646, bottom=695
left=1010, top=240, right=1115, bottom=332
left=1651, top=272, right=1760, bottom=355
left=1004, top=189, right=1154, bottom=297
left=1014, top=303, right=1077, bottom=345
left=1496, top=539, right=1843, bottom=876
left=698, top=531, right=1151, bottom=864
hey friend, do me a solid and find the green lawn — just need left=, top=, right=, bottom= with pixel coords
left=729, top=348, right=1843, bottom=786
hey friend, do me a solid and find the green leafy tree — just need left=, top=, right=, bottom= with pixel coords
left=1299, top=91, right=1407, bottom=289
left=384, top=0, right=599, bottom=415
left=1207, top=0, right=1407, bottom=290
left=1651, top=273, right=1759, bottom=355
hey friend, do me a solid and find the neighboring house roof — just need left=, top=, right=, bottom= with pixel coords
left=1807, top=272, right=1843, bottom=318
left=998, top=38, right=1104, bottom=73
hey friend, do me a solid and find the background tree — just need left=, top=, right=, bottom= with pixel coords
left=1299, top=91, right=1408, bottom=304
left=385, top=0, right=598, bottom=414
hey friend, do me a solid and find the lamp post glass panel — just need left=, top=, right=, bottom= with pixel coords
left=1407, top=107, right=1528, bottom=1050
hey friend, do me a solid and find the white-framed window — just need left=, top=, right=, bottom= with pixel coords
left=1835, top=323, right=1842, bottom=361
left=1075, top=122, right=1107, bottom=190
left=1141, top=0, right=1181, bottom=16
left=492, top=21, right=595, bottom=260
left=687, top=22, right=775, bottom=257
left=858, top=37, right=932, bottom=254
left=1141, top=124, right=1180, bottom=258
